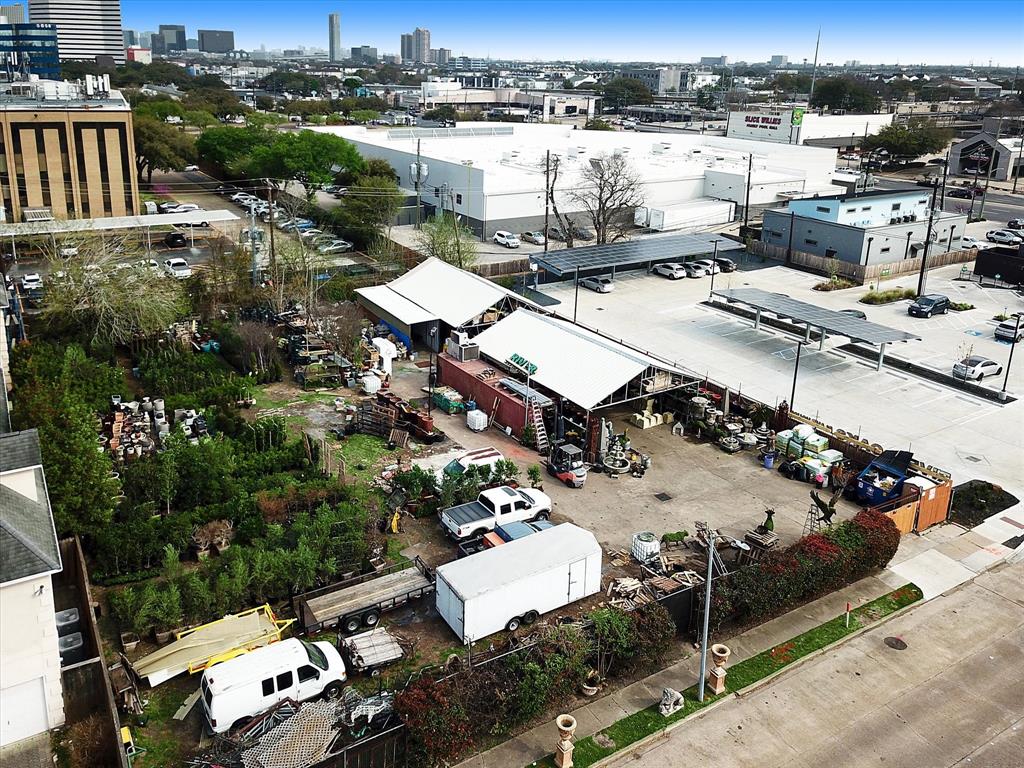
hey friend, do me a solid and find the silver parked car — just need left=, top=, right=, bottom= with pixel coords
left=651, top=262, right=688, bottom=280
left=521, top=231, right=546, bottom=245
left=580, top=276, right=614, bottom=293
left=952, top=356, right=1002, bottom=381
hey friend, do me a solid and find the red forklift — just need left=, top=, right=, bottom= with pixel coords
left=546, top=443, right=588, bottom=488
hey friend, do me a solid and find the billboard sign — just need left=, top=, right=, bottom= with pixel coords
left=726, top=109, right=801, bottom=144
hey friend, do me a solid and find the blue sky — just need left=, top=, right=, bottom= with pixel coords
left=122, top=0, right=1024, bottom=66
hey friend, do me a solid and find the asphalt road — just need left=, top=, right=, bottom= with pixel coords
left=609, top=559, right=1024, bottom=768
left=872, top=176, right=1022, bottom=228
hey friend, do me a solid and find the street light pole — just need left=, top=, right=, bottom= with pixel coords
left=917, top=193, right=938, bottom=296
left=708, top=239, right=720, bottom=300
left=743, top=153, right=753, bottom=230
left=790, top=341, right=804, bottom=410
left=544, top=150, right=551, bottom=253
left=573, top=265, right=581, bottom=323
left=977, top=116, right=1003, bottom=222
left=696, top=524, right=716, bottom=703
left=1001, top=314, right=1021, bottom=401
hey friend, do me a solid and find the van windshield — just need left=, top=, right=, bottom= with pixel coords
left=442, top=459, right=465, bottom=477
left=303, top=640, right=328, bottom=670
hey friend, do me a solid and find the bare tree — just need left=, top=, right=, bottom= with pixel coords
left=237, top=321, right=277, bottom=374
left=569, top=153, right=644, bottom=244
left=543, top=154, right=576, bottom=249
left=316, top=302, right=366, bottom=362
left=415, top=215, right=478, bottom=269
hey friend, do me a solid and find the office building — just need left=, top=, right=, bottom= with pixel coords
left=762, top=190, right=968, bottom=267
left=121, top=28, right=135, bottom=47
left=328, top=12, right=341, bottom=63
left=770, top=54, right=788, bottom=66
left=186, top=37, right=198, bottom=51
left=0, top=4, right=25, bottom=23
left=436, top=47, right=452, bottom=66
left=413, top=27, right=430, bottom=63
left=138, top=29, right=152, bottom=48
left=197, top=29, right=233, bottom=53
left=125, top=45, right=149, bottom=64
left=0, top=22, right=59, bottom=79
left=157, top=24, right=185, bottom=53
left=400, top=32, right=413, bottom=62
left=28, top=0, right=125, bottom=64
left=0, top=76, right=140, bottom=221
left=700, top=55, right=728, bottom=67
left=622, top=66, right=683, bottom=94
left=350, top=44, right=377, bottom=64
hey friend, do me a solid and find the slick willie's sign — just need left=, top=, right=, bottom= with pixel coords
left=727, top=109, right=804, bottom=143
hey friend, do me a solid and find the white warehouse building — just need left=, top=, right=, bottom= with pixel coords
left=309, top=123, right=842, bottom=239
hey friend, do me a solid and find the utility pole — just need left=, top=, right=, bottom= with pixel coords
left=786, top=209, right=795, bottom=264
left=543, top=150, right=551, bottom=253
left=1000, top=314, right=1021, bottom=401
left=939, top=145, right=951, bottom=209
left=790, top=341, right=804, bottom=409
left=415, top=139, right=422, bottom=229
left=743, top=152, right=754, bottom=230
left=249, top=206, right=258, bottom=286
left=808, top=29, right=821, bottom=106
left=266, top=179, right=277, bottom=275
left=917, top=192, right=937, bottom=296
left=1014, top=128, right=1023, bottom=195
left=977, top=116, right=1002, bottom=221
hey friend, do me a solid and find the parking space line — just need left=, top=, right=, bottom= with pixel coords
left=913, top=392, right=954, bottom=408
left=878, top=380, right=912, bottom=394
left=950, top=407, right=997, bottom=426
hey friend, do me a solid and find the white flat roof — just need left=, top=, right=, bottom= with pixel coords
left=356, top=256, right=537, bottom=328
left=0, top=211, right=240, bottom=237
left=435, top=523, right=599, bottom=601
left=473, top=308, right=686, bottom=410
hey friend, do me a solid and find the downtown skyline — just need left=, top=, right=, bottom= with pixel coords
left=120, top=0, right=1024, bottom=67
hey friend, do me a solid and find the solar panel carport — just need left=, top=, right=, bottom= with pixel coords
left=711, top=287, right=920, bottom=369
left=532, top=233, right=745, bottom=278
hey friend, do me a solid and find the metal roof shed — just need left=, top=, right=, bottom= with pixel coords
left=473, top=308, right=689, bottom=410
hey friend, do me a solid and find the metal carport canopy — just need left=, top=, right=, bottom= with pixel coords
left=0, top=210, right=240, bottom=237
left=532, top=233, right=745, bottom=277
left=711, top=287, right=920, bottom=345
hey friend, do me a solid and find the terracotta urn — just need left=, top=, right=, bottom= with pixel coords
left=711, top=643, right=731, bottom=667
left=556, top=714, right=577, bottom=741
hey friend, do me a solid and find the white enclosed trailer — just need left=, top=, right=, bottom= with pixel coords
left=434, top=523, right=602, bottom=643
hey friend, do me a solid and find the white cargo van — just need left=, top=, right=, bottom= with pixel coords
left=201, top=638, right=346, bottom=733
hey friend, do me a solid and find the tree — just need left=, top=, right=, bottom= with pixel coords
left=583, top=118, right=614, bottom=131
left=348, top=109, right=380, bottom=124
left=862, top=121, right=955, bottom=159
left=362, top=158, right=397, bottom=180
left=602, top=77, right=653, bottom=112
left=41, top=240, right=187, bottom=345
left=695, top=85, right=717, bottom=109
left=183, top=109, right=217, bottom=129
left=133, top=116, right=195, bottom=182
left=244, top=131, right=365, bottom=193
left=423, top=105, right=457, bottom=122
left=415, top=215, right=478, bottom=269
left=569, top=153, right=644, bottom=244
left=195, top=125, right=273, bottom=173
left=335, top=175, right=403, bottom=246
left=542, top=153, right=576, bottom=248
left=810, top=77, right=881, bottom=113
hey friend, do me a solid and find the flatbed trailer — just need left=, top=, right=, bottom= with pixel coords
left=293, top=557, right=434, bottom=634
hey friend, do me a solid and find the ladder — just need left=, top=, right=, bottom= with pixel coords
left=528, top=403, right=549, bottom=454
left=802, top=503, right=822, bottom=537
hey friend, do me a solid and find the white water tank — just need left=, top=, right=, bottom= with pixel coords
left=631, top=531, right=661, bottom=563
left=466, top=409, right=489, bottom=432
left=362, top=375, right=382, bottom=394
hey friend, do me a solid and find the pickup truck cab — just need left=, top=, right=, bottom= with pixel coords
left=441, top=486, right=552, bottom=540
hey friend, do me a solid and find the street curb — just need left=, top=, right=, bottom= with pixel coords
left=582, top=593, right=924, bottom=768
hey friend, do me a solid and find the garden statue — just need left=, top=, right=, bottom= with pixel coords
left=756, top=508, right=775, bottom=534
left=707, top=643, right=731, bottom=695
left=811, top=486, right=844, bottom=524
left=554, top=714, right=577, bottom=768
left=659, top=687, right=684, bottom=716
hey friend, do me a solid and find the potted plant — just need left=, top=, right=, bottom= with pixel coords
left=580, top=669, right=601, bottom=696
left=527, top=464, right=543, bottom=490
left=152, top=585, right=183, bottom=645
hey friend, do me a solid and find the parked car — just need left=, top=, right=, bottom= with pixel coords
left=175, top=220, right=209, bottom=228
left=440, top=486, right=552, bottom=540
left=493, top=230, right=521, bottom=248
left=691, top=259, right=721, bottom=275
left=163, top=232, right=188, bottom=248
left=952, top=356, right=1003, bottom=381
left=683, top=262, right=708, bottom=278
left=160, top=203, right=201, bottom=214
left=546, top=226, right=567, bottom=242
left=163, top=257, right=192, bottom=279
left=200, top=639, right=346, bottom=734
left=280, top=218, right=314, bottom=232
left=571, top=225, right=595, bottom=241
left=214, top=185, right=237, bottom=196
left=839, top=308, right=867, bottom=320
left=995, top=318, right=1023, bottom=343
left=714, top=257, right=737, bottom=272
left=137, top=259, right=161, bottom=271
left=987, top=229, right=1024, bottom=245
left=947, top=188, right=974, bottom=199
left=230, top=192, right=256, bottom=203
left=580, top=276, right=614, bottom=293
left=1005, top=219, right=1024, bottom=230
left=183, top=164, right=199, bottom=172
left=521, top=231, right=546, bottom=245
left=840, top=153, right=859, bottom=161
left=915, top=175, right=940, bottom=187
left=20, top=273, right=43, bottom=291
left=960, top=236, right=986, bottom=249
left=437, top=447, right=506, bottom=485
left=317, top=239, right=353, bottom=254
left=298, top=228, right=327, bottom=240
left=908, top=294, right=950, bottom=318
left=651, top=262, right=688, bottom=280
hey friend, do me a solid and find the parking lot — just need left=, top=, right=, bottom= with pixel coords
left=536, top=259, right=1024, bottom=497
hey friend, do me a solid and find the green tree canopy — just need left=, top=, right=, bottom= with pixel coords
left=583, top=118, right=614, bottom=131
left=415, top=215, right=478, bottom=269
left=862, top=121, right=955, bottom=158
left=810, top=77, right=881, bottom=113
left=602, top=77, right=653, bottom=111
left=133, top=116, right=196, bottom=182
left=244, top=131, right=365, bottom=190
left=334, top=175, right=404, bottom=246
left=195, top=125, right=274, bottom=173
left=258, top=71, right=330, bottom=95
left=423, top=105, right=457, bottom=122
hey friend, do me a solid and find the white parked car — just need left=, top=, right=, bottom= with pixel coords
left=318, top=239, right=354, bottom=254
left=952, top=356, right=1002, bottom=381
left=960, top=236, right=986, bottom=249
left=683, top=262, right=708, bottom=278
left=994, top=318, right=1022, bottom=343
left=493, top=230, right=521, bottom=248
left=20, top=273, right=43, bottom=291
left=986, top=229, right=1023, bottom=245
left=201, top=639, right=346, bottom=734
left=163, top=257, right=192, bottom=279
left=298, top=228, right=326, bottom=240
left=580, top=276, right=614, bottom=293
left=136, top=258, right=161, bottom=271
left=651, top=262, right=688, bottom=280
left=162, top=203, right=202, bottom=214
left=691, top=259, right=721, bottom=275
left=183, top=164, right=199, bottom=172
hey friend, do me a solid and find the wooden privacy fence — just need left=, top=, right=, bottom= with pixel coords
left=748, top=240, right=978, bottom=285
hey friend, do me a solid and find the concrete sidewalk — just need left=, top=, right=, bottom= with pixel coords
left=458, top=575, right=894, bottom=768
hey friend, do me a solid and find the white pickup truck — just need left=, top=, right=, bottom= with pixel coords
left=440, top=486, right=552, bottom=540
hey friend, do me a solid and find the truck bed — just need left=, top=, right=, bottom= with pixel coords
left=443, top=501, right=489, bottom=529
left=296, top=559, right=433, bottom=632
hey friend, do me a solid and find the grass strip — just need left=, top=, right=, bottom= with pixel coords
left=530, top=583, right=922, bottom=768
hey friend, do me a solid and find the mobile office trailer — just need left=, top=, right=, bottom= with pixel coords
left=434, top=523, right=602, bottom=643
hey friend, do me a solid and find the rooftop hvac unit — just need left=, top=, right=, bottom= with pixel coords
left=84, top=75, right=95, bottom=96
left=889, top=218, right=900, bottom=225
left=450, top=330, right=469, bottom=346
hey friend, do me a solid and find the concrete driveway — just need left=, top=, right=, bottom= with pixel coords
left=538, top=261, right=1024, bottom=498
